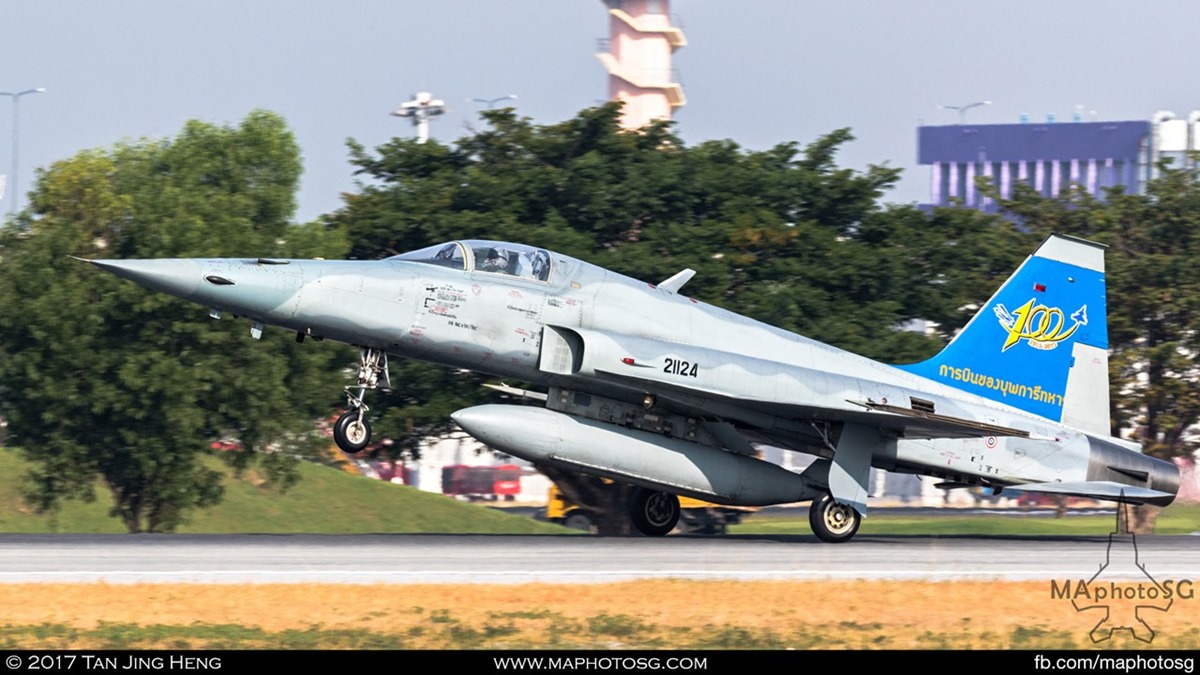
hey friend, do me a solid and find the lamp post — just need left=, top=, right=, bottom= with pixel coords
left=392, top=91, right=446, bottom=144
left=940, top=100, right=991, bottom=124
left=0, top=87, right=45, bottom=215
left=470, top=94, right=518, bottom=109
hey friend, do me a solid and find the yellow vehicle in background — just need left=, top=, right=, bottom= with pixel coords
left=545, top=484, right=756, bottom=535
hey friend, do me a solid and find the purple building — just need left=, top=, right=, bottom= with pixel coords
left=918, top=120, right=1151, bottom=213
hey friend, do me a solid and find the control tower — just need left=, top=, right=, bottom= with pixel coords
left=595, top=0, right=686, bottom=129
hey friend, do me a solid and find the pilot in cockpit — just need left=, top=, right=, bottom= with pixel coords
left=480, top=247, right=511, bottom=274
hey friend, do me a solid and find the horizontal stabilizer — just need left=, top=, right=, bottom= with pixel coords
left=1008, top=480, right=1175, bottom=506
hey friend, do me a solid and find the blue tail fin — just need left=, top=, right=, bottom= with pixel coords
left=899, top=234, right=1110, bottom=433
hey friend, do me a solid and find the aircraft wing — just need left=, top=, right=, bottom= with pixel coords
left=591, top=366, right=1027, bottom=441
left=1006, top=480, right=1175, bottom=505
left=546, top=326, right=1029, bottom=442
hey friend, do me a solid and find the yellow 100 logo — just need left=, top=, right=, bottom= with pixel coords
left=993, top=298, right=1088, bottom=352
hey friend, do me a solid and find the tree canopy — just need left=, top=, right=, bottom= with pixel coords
left=335, top=103, right=1026, bottom=365
left=0, top=111, right=351, bottom=532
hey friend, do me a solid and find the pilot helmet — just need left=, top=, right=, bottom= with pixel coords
left=484, top=247, right=509, bottom=270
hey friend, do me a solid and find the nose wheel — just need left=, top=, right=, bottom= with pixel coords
left=334, top=409, right=373, bottom=454
left=334, top=347, right=388, bottom=454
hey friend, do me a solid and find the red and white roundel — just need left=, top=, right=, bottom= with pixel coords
left=985, top=436, right=998, bottom=449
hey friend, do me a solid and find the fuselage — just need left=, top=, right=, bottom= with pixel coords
left=88, top=240, right=1179, bottom=505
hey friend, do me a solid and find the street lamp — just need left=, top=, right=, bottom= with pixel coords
left=0, top=87, right=45, bottom=215
left=470, top=94, right=518, bottom=109
left=392, top=91, right=446, bottom=144
left=940, top=100, right=991, bottom=124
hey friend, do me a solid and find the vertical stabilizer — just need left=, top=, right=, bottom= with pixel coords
left=900, top=234, right=1110, bottom=434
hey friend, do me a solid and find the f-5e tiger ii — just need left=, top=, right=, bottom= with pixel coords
left=85, top=234, right=1180, bottom=542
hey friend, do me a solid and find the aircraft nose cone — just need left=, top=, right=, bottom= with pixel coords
left=86, top=258, right=203, bottom=300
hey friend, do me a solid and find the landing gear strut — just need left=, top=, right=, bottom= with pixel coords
left=333, top=347, right=389, bottom=454
left=808, top=493, right=861, bottom=543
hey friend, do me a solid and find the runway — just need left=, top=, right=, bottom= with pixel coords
left=2, top=533, right=1198, bottom=584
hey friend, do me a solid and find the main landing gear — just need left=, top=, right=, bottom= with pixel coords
left=628, top=487, right=681, bottom=536
left=808, top=493, right=861, bottom=543
left=333, top=347, right=389, bottom=454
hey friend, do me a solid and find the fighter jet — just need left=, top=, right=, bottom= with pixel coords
left=85, top=234, right=1180, bottom=542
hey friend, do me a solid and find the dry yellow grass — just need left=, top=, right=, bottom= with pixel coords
left=0, top=580, right=1196, bottom=649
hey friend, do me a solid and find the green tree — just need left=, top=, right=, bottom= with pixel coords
left=337, top=105, right=1021, bottom=358
left=0, top=111, right=350, bottom=532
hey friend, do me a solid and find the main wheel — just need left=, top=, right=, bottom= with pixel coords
left=628, top=487, right=680, bottom=536
left=334, top=409, right=372, bottom=454
left=808, top=493, right=861, bottom=543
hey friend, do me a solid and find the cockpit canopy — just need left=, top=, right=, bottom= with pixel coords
left=389, top=240, right=552, bottom=282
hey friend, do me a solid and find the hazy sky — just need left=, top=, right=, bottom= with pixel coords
left=4, top=1, right=1199, bottom=224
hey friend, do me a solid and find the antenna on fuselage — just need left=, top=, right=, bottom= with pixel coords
left=658, top=268, right=695, bottom=294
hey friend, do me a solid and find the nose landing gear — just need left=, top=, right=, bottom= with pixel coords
left=333, top=347, right=389, bottom=454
